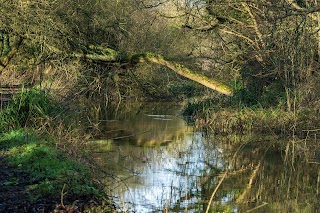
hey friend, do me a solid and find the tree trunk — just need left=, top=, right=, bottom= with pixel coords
left=130, top=53, right=233, bottom=96
left=75, top=50, right=233, bottom=96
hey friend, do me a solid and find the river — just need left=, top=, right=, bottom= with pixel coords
left=82, top=101, right=320, bottom=212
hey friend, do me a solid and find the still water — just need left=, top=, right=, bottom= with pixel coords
left=85, top=102, right=320, bottom=212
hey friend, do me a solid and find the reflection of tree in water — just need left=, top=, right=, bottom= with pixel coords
left=83, top=101, right=320, bottom=212
left=196, top=136, right=320, bottom=212
left=78, top=100, right=188, bottom=146
left=245, top=148, right=320, bottom=212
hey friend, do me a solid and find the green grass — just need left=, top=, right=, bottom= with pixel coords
left=0, top=129, right=103, bottom=202
left=0, top=89, right=114, bottom=211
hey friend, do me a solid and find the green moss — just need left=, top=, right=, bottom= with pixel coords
left=0, top=129, right=103, bottom=201
left=130, top=52, right=165, bottom=61
left=129, top=52, right=232, bottom=96
left=178, top=66, right=233, bottom=93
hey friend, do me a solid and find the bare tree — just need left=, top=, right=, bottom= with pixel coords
left=167, top=0, right=320, bottom=109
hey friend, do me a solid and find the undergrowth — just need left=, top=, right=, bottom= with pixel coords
left=0, top=88, right=62, bottom=132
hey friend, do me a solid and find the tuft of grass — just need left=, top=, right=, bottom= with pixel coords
left=0, top=88, right=62, bottom=132
left=0, top=129, right=32, bottom=149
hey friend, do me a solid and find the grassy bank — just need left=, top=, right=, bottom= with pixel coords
left=0, top=89, right=114, bottom=212
left=183, top=98, right=320, bottom=138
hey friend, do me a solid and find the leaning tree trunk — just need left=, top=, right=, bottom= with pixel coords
left=74, top=48, right=233, bottom=96
left=130, top=53, right=233, bottom=96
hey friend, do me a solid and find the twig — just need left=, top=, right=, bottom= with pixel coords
left=205, top=169, right=228, bottom=213
left=60, top=183, right=67, bottom=208
left=205, top=144, right=244, bottom=213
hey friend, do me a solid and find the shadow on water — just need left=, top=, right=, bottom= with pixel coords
left=80, top=101, right=320, bottom=212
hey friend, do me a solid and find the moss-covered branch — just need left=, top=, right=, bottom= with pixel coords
left=130, top=53, right=233, bottom=96
left=76, top=48, right=233, bottom=96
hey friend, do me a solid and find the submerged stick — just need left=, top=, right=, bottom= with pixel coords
left=205, top=144, right=244, bottom=213
left=236, top=162, right=261, bottom=203
left=246, top=202, right=268, bottom=213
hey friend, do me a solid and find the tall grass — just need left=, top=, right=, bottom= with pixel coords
left=0, top=88, right=62, bottom=132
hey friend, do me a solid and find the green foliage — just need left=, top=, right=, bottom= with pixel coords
left=0, top=89, right=61, bottom=131
left=183, top=98, right=216, bottom=117
left=232, top=87, right=263, bottom=107
left=0, top=129, right=34, bottom=149
left=226, top=77, right=287, bottom=108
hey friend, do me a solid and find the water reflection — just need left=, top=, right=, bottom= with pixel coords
left=83, top=102, right=187, bottom=146
left=84, top=102, right=320, bottom=212
left=91, top=132, right=229, bottom=212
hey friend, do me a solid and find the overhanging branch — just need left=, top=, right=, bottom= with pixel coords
left=130, top=53, right=233, bottom=96
left=75, top=49, right=233, bottom=96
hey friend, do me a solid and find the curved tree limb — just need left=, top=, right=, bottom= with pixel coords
left=75, top=49, right=233, bottom=96
left=130, top=53, right=233, bottom=96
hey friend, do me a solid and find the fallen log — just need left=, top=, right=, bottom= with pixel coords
left=75, top=49, right=233, bottom=96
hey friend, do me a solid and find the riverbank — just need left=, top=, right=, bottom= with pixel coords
left=0, top=129, right=114, bottom=212
left=0, top=89, right=115, bottom=212
left=183, top=99, right=320, bottom=138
